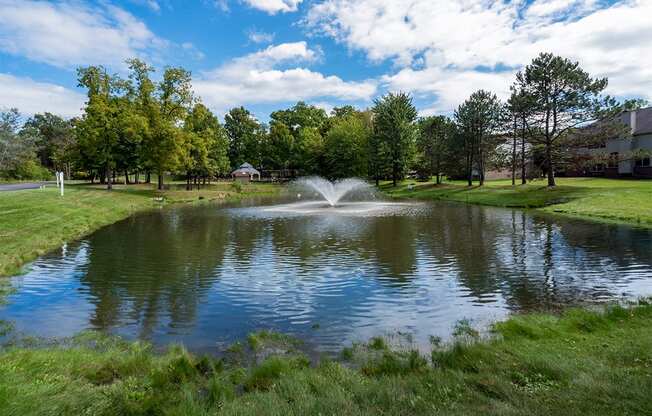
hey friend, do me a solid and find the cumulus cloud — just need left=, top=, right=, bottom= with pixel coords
left=305, top=0, right=652, bottom=112
left=242, top=0, right=302, bottom=14
left=0, top=0, right=167, bottom=69
left=194, top=42, right=376, bottom=114
left=0, top=74, right=85, bottom=117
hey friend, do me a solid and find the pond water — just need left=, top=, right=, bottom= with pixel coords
left=2, top=196, right=652, bottom=353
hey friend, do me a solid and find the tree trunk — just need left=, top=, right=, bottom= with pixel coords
left=467, top=139, right=475, bottom=186
left=106, top=165, right=113, bottom=191
left=124, top=171, right=129, bottom=185
left=511, top=118, right=517, bottom=186
left=146, top=171, right=151, bottom=184
left=521, top=134, right=526, bottom=185
left=157, top=170, right=164, bottom=190
left=546, top=141, right=555, bottom=187
left=135, top=172, right=139, bottom=184
left=186, top=172, right=191, bottom=191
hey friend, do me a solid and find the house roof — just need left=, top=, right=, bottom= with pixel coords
left=231, top=162, right=260, bottom=176
left=633, top=107, right=652, bottom=136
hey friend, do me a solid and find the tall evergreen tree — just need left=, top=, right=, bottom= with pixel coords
left=514, top=53, right=621, bottom=186
left=371, top=92, right=418, bottom=186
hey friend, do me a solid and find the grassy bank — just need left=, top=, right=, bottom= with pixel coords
left=0, top=182, right=279, bottom=276
left=1, top=301, right=650, bottom=415
left=381, top=177, right=652, bottom=227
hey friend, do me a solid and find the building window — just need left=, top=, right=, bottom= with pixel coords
left=636, top=157, right=651, bottom=167
left=607, top=152, right=619, bottom=168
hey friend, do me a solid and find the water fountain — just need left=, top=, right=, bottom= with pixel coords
left=250, top=176, right=420, bottom=216
left=293, top=177, right=372, bottom=206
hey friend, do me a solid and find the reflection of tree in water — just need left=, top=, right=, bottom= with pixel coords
left=416, top=204, right=501, bottom=296
left=79, top=200, right=652, bottom=342
left=81, top=209, right=230, bottom=338
left=413, top=203, right=652, bottom=311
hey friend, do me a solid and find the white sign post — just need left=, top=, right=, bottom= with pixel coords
left=59, top=171, right=64, bottom=196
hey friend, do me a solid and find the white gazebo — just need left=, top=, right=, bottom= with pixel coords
left=231, top=162, right=261, bottom=182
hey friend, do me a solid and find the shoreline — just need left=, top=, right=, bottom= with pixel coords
left=1, top=300, right=650, bottom=415
left=380, top=178, right=652, bottom=230
left=0, top=182, right=281, bottom=277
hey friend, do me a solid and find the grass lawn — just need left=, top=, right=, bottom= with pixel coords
left=0, top=301, right=650, bottom=415
left=0, top=181, right=279, bottom=277
left=381, top=177, right=652, bottom=227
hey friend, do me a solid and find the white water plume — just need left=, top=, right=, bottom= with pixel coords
left=293, top=177, right=372, bottom=206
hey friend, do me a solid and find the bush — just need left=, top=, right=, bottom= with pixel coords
left=1, top=160, right=51, bottom=181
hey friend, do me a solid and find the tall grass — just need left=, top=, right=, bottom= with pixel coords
left=1, top=301, right=651, bottom=415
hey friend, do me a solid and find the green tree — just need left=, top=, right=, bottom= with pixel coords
left=183, top=103, right=230, bottom=189
left=148, top=66, right=194, bottom=190
left=270, top=101, right=328, bottom=137
left=264, top=121, right=294, bottom=170
left=371, top=92, right=418, bottom=186
left=23, top=113, right=75, bottom=177
left=270, top=102, right=328, bottom=172
left=454, top=90, right=503, bottom=186
left=0, top=109, right=48, bottom=180
left=323, top=114, right=370, bottom=179
left=225, top=107, right=263, bottom=169
left=416, top=116, right=455, bottom=184
left=515, top=53, right=621, bottom=186
left=75, top=65, right=121, bottom=190
left=294, top=126, right=324, bottom=175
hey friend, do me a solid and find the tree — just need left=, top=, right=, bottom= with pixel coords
left=183, top=103, right=230, bottom=189
left=270, top=101, right=328, bottom=137
left=23, top=113, right=75, bottom=178
left=0, top=109, right=48, bottom=180
left=270, top=102, right=328, bottom=172
left=264, top=121, right=294, bottom=170
left=514, top=53, right=621, bottom=186
left=323, top=114, right=370, bottom=179
left=294, top=127, right=324, bottom=175
left=75, top=65, right=121, bottom=190
left=148, top=66, right=194, bottom=190
left=454, top=90, right=503, bottom=186
left=371, top=92, right=418, bottom=186
left=506, top=88, right=534, bottom=185
left=225, top=107, right=263, bottom=169
left=416, top=116, right=455, bottom=184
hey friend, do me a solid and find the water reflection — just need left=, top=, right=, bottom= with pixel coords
left=2, top=198, right=652, bottom=353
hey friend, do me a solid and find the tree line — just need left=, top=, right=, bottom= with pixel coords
left=0, top=53, right=644, bottom=188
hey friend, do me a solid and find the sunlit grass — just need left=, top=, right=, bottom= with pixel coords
left=382, top=177, right=652, bottom=227
left=0, top=182, right=280, bottom=276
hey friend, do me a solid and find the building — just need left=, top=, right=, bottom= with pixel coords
left=231, top=163, right=261, bottom=183
left=574, top=107, right=652, bottom=178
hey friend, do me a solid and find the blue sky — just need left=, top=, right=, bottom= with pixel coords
left=1, top=0, right=650, bottom=121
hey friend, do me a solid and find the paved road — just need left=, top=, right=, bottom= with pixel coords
left=0, top=182, right=49, bottom=192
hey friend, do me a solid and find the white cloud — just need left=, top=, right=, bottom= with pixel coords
left=247, top=28, right=275, bottom=44
left=129, top=0, right=161, bottom=12
left=305, top=0, right=652, bottom=113
left=242, top=0, right=302, bottom=14
left=384, top=68, right=514, bottom=114
left=194, top=42, right=376, bottom=114
left=0, top=74, right=85, bottom=117
left=0, top=0, right=167, bottom=69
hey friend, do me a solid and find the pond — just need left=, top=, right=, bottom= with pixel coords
left=2, top=195, right=652, bottom=353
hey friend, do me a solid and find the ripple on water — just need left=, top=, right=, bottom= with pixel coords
left=1, top=198, right=652, bottom=353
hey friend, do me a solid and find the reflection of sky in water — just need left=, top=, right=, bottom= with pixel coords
left=1, top=198, right=652, bottom=354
